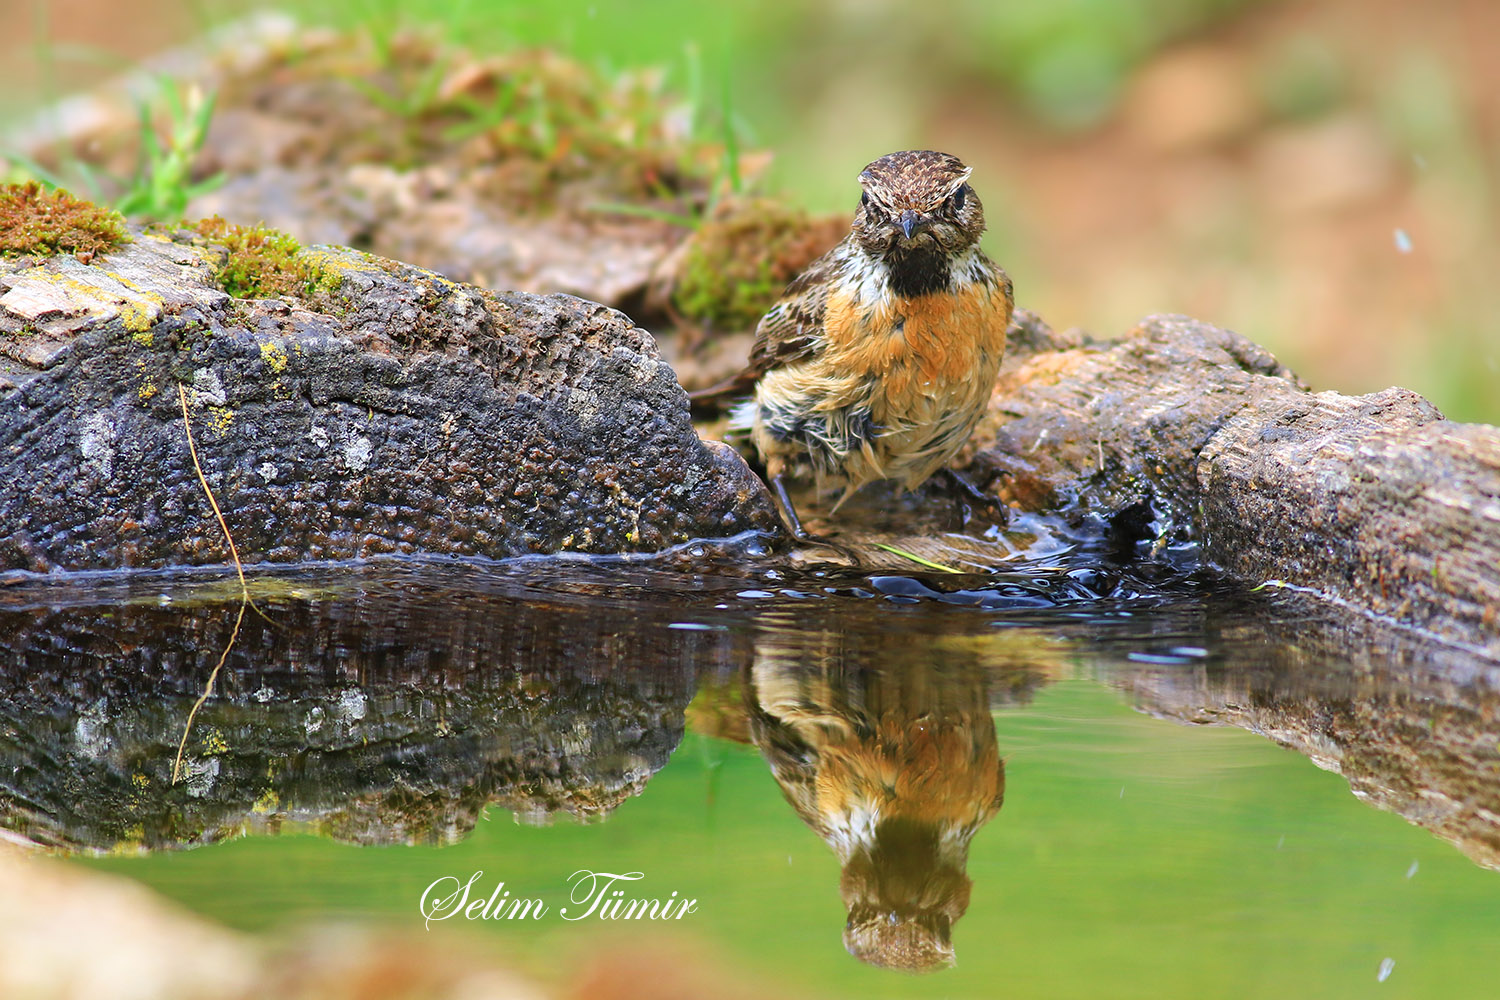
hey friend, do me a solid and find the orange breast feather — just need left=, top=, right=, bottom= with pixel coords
left=826, top=283, right=1009, bottom=404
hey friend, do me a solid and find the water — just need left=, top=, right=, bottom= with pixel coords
left=2, top=558, right=1498, bottom=998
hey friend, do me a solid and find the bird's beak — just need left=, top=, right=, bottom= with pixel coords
left=899, top=209, right=919, bottom=240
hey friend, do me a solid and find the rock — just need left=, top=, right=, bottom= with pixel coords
left=1106, top=599, right=1500, bottom=870
left=0, top=839, right=259, bottom=1000
left=0, top=228, right=780, bottom=573
left=1122, top=45, right=1260, bottom=152
left=0, top=838, right=556, bottom=999
left=0, top=570, right=728, bottom=850
left=963, top=312, right=1500, bottom=658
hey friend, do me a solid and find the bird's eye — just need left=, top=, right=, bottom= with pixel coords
left=951, top=184, right=968, bottom=212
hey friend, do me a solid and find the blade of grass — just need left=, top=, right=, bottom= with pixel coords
left=871, top=542, right=963, bottom=574
left=586, top=201, right=701, bottom=228
left=2, top=150, right=70, bottom=189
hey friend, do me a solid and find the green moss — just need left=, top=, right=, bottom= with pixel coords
left=0, top=183, right=130, bottom=258
left=191, top=216, right=323, bottom=300
left=672, top=200, right=844, bottom=329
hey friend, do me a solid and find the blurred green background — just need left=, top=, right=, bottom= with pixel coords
left=4, top=0, right=1496, bottom=420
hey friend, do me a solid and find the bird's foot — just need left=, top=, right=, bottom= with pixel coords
left=769, top=473, right=862, bottom=566
left=936, top=468, right=1010, bottom=528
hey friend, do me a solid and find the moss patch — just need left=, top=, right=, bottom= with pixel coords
left=204, top=35, right=729, bottom=214
left=191, top=216, right=323, bottom=300
left=0, top=183, right=130, bottom=258
left=671, top=200, right=845, bottom=330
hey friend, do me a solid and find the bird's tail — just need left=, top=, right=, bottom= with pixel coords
left=686, top=370, right=757, bottom=413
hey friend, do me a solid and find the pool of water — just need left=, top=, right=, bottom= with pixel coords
left=3, top=557, right=1498, bottom=998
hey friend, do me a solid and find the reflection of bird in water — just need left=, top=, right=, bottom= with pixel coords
left=745, top=638, right=1005, bottom=972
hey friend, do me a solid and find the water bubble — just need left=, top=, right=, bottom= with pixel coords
left=1394, top=228, right=1413, bottom=253
left=1377, top=958, right=1395, bottom=983
left=735, top=590, right=774, bottom=600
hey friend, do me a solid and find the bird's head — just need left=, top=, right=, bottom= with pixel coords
left=852, top=150, right=986, bottom=257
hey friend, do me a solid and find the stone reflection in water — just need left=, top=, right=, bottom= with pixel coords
left=0, top=575, right=728, bottom=853
left=742, top=612, right=1051, bottom=972
left=1107, top=597, right=1500, bottom=871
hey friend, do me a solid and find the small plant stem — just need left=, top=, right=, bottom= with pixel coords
left=177, top=383, right=249, bottom=598
left=171, top=600, right=244, bottom=785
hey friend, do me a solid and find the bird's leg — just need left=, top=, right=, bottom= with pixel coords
left=769, top=473, right=811, bottom=540
left=769, top=473, right=861, bottom=565
left=936, top=467, right=1010, bottom=527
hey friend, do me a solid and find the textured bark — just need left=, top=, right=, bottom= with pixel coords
left=964, top=312, right=1500, bottom=659
left=0, top=229, right=780, bottom=572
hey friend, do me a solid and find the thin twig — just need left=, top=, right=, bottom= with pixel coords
left=178, top=383, right=249, bottom=598
left=172, top=600, right=245, bottom=785
left=177, top=384, right=270, bottom=622
left=172, top=382, right=263, bottom=785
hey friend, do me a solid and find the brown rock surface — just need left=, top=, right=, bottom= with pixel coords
left=962, top=311, right=1500, bottom=658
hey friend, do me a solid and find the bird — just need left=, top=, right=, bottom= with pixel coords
left=690, top=149, right=1014, bottom=539
left=743, top=618, right=1007, bottom=971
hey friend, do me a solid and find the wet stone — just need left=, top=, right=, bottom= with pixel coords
left=0, top=230, right=781, bottom=572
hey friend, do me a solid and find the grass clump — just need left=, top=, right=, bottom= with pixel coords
left=235, top=35, right=735, bottom=211
left=191, top=216, right=318, bottom=300
left=6, top=78, right=222, bottom=224
left=672, top=200, right=844, bottom=329
left=0, top=182, right=129, bottom=258
left=115, top=80, right=224, bottom=222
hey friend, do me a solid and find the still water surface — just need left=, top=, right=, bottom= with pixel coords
left=3, top=558, right=1498, bottom=998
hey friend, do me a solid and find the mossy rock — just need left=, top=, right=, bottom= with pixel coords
left=0, top=183, right=130, bottom=259
left=669, top=200, right=845, bottom=330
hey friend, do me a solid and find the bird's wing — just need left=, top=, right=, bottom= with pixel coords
left=687, top=243, right=841, bottom=406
